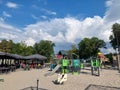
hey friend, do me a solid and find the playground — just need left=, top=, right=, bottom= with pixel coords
left=0, top=53, right=120, bottom=90
left=0, top=67, right=120, bottom=90
left=1, top=53, right=120, bottom=90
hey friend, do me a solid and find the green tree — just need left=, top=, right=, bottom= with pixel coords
left=0, top=39, right=14, bottom=53
left=78, top=38, right=92, bottom=59
left=68, top=44, right=79, bottom=58
left=11, top=41, right=34, bottom=56
left=11, top=43, right=21, bottom=54
left=33, top=40, right=55, bottom=62
left=109, top=23, right=120, bottom=72
left=78, top=37, right=106, bottom=59
left=109, top=23, right=120, bottom=50
left=25, top=46, right=34, bottom=56
left=105, top=53, right=113, bottom=65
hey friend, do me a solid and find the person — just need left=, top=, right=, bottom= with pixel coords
left=30, top=63, right=34, bottom=68
left=20, top=62, right=23, bottom=68
left=38, top=63, right=41, bottom=69
left=21, top=62, right=25, bottom=68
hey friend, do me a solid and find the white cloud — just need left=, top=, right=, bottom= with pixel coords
left=0, top=21, right=25, bottom=42
left=0, top=17, right=4, bottom=22
left=100, top=47, right=116, bottom=54
left=24, top=38, right=36, bottom=46
left=3, top=11, right=12, bottom=18
left=6, top=2, right=18, bottom=8
left=41, top=15, right=47, bottom=19
left=0, top=32, right=17, bottom=39
left=106, top=0, right=113, bottom=7
left=104, top=0, right=120, bottom=22
left=24, top=16, right=112, bottom=44
left=42, top=9, right=57, bottom=15
left=31, top=14, right=39, bottom=20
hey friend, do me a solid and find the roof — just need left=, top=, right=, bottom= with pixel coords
left=6, top=53, right=25, bottom=59
left=0, top=52, right=6, bottom=56
left=0, top=52, right=47, bottom=60
left=25, top=54, right=47, bottom=60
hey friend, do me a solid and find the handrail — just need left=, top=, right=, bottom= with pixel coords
left=72, top=53, right=79, bottom=59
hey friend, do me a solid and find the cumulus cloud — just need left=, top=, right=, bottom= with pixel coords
left=0, top=21, right=25, bottom=42
left=104, top=0, right=120, bottom=22
left=6, top=2, right=19, bottom=8
left=24, top=16, right=112, bottom=44
left=24, top=38, right=36, bottom=46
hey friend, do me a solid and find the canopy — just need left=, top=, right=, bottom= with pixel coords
left=25, top=54, right=47, bottom=60
left=6, top=53, right=25, bottom=60
left=0, top=52, right=6, bottom=56
left=0, top=52, right=47, bottom=60
left=0, top=52, right=11, bottom=59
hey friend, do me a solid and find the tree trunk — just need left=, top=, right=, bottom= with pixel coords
left=118, top=47, right=120, bottom=73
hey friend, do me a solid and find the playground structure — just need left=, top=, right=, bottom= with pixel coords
left=91, top=57, right=101, bottom=76
left=97, top=52, right=109, bottom=69
left=45, top=53, right=82, bottom=84
left=98, top=52, right=108, bottom=63
left=45, top=52, right=103, bottom=84
left=72, top=60, right=80, bottom=75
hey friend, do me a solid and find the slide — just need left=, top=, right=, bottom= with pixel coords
left=44, top=64, right=61, bottom=77
left=53, top=73, right=67, bottom=84
left=57, top=73, right=67, bottom=84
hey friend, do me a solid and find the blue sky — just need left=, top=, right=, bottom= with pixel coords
left=0, top=0, right=120, bottom=54
left=0, top=0, right=106, bottom=27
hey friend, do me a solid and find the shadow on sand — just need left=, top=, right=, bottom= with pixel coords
left=21, top=86, right=48, bottom=90
left=80, top=71, right=91, bottom=75
left=85, top=84, right=120, bottom=90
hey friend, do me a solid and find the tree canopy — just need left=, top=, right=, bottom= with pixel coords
left=78, top=37, right=106, bottom=59
left=109, top=23, right=120, bottom=50
left=33, top=40, right=55, bottom=62
left=0, top=39, right=55, bottom=62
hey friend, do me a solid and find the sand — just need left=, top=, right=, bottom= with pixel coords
left=0, top=67, right=120, bottom=90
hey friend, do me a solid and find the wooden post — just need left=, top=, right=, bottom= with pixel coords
left=37, top=79, right=39, bottom=90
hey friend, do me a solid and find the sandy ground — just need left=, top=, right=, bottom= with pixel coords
left=0, top=67, right=120, bottom=90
